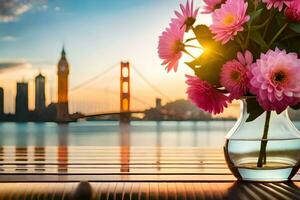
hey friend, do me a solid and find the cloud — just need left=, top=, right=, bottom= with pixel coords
left=0, top=61, right=31, bottom=72
left=41, top=4, right=47, bottom=10
left=1, top=35, right=17, bottom=41
left=0, top=0, right=46, bottom=22
left=54, top=6, right=60, bottom=12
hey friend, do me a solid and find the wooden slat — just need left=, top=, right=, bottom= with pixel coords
left=0, top=182, right=299, bottom=200
left=0, top=146, right=299, bottom=183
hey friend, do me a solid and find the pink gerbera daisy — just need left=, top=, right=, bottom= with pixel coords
left=173, top=0, right=199, bottom=32
left=220, top=51, right=253, bottom=101
left=248, top=48, right=300, bottom=113
left=262, top=0, right=292, bottom=11
left=186, top=75, right=229, bottom=115
left=285, top=0, right=300, bottom=22
left=210, top=0, right=250, bottom=44
left=202, top=0, right=224, bottom=14
left=158, top=22, right=185, bottom=72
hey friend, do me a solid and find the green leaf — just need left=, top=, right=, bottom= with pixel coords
left=280, top=32, right=299, bottom=41
left=193, top=25, right=241, bottom=59
left=246, top=0, right=255, bottom=13
left=246, top=98, right=265, bottom=122
left=189, top=24, right=241, bottom=87
left=248, top=23, right=267, bottom=32
left=186, top=51, right=225, bottom=87
left=249, top=31, right=269, bottom=52
left=224, top=42, right=241, bottom=60
left=247, top=16, right=272, bottom=32
left=248, top=8, right=263, bottom=25
left=193, top=25, right=222, bottom=50
left=289, top=23, right=300, bottom=33
left=275, top=11, right=287, bottom=27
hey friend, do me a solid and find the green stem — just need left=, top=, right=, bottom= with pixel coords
left=245, top=26, right=251, bottom=49
left=185, top=45, right=203, bottom=49
left=183, top=49, right=196, bottom=59
left=185, top=37, right=197, bottom=43
left=268, top=23, right=288, bottom=47
left=257, top=111, right=271, bottom=168
left=263, top=10, right=276, bottom=39
left=236, top=35, right=245, bottom=51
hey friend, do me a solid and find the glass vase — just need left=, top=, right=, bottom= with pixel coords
left=224, top=98, right=300, bottom=182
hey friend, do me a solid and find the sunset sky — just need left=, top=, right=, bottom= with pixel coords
left=0, top=0, right=238, bottom=117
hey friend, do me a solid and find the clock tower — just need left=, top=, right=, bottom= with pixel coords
left=57, top=47, right=70, bottom=122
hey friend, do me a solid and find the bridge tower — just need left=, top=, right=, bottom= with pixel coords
left=120, top=62, right=130, bottom=123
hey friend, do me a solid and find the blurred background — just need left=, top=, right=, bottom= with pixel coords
left=0, top=0, right=299, bottom=148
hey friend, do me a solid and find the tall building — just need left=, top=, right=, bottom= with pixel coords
left=16, top=82, right=28, bottom=116
left=0, top=87, right=4, bottom=115
left=35, top=73, right=46, bottom=112
left=57, top=47, right=70, bottom=122
left=156, top=98, right=162, bottom=110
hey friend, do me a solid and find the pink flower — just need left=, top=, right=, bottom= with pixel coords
left=248, top=48, right=300, bottom=113
left=158, top=22, right=185, bottom=72
left=220, top=51, right=253, bottom=101
left=262, top=0, right=292, bottom=11
left=174, top=0, right=199, bottom=31
left=186, top=75, right=229, bottom=115
left=285, top=0, right=300, bottom=22
left=202, top=0, right=224, bottom=14
left=210, top=0, right=250, bottom=44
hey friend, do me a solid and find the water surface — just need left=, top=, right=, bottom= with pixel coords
left=0, top=121, right=299, bottom=147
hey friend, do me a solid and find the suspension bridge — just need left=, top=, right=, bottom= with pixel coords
left=67, top=61, right=173, bottom=122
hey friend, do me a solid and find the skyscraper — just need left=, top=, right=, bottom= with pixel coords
left=16, top=82, right=28, bottom=116
left=57, top=47, right=70, bottom=122
left=0, top=88, right=4, bottom=115
left=35, top=73, right=46, bottom=112
left=156, top=98, right=162, bottom=110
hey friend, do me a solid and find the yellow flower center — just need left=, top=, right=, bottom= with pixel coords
left=270, top=67, right=291, bottom=87
left=223, top=14, right=235, bottom=25
left=230, top=71, right=241, bottom=81
left=271, top=70, right=287, bottom=85
left=172, top=40, right=185, bottom=54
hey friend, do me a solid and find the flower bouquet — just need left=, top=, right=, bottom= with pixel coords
left=158, top=0, right=300, bottom=181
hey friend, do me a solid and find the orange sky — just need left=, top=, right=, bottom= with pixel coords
left=0, top=1, right=240, bottom=118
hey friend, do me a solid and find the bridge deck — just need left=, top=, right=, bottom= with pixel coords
left=0, top=146, right=299, bottom=199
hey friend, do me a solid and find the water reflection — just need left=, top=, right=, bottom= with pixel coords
left=120, top=123, right=130, bottom=175
left=57, top=125, right=69, bottom=173
left=156, top=122, right=161, bottom=171
left=15, top=123, right=28, bottom=172
left=34, top=124, right=46, bottom=172
left=0, top=140, right=3, bottom=172
left=0, top=121, right=238, bottom=147
left=0, top=123, right=3, bottom=172
left=192, top=121, right=198, bottom=147
left=176, top=122, right=181, bottom=147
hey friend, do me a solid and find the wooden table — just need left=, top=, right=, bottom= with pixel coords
left=0, top=146, right=299, bottom=199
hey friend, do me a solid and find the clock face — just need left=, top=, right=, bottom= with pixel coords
left=60, top=65, right=66, bottom=72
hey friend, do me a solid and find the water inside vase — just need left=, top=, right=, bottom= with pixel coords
left=225, top=138, right=300, bottom=181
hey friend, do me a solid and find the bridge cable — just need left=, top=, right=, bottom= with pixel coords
left=102, top=89, right=152, bottom=108
left=70, top=62, right=119, bottom=92
left=131, top=65, right=172, bottom=102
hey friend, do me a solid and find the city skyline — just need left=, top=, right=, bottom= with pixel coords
left=0, top=0, right=239, bottom=118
